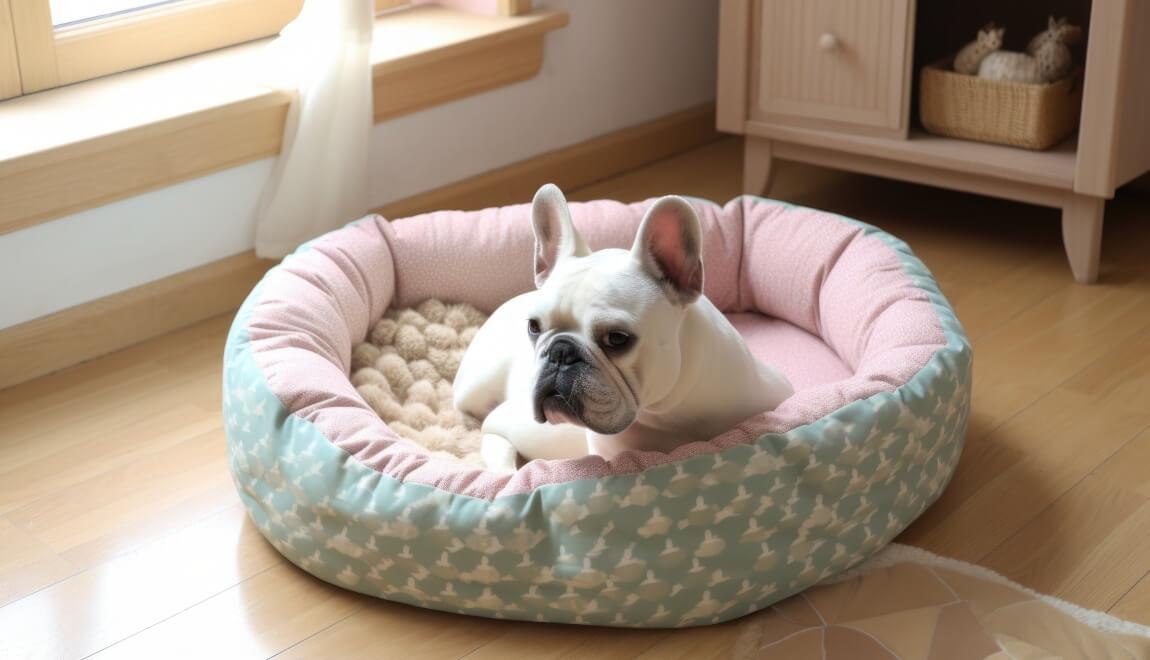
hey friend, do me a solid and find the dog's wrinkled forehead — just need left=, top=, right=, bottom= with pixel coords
left=536, top=250, right=665, bottom=331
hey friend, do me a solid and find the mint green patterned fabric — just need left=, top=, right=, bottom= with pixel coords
left=224, top=199, right=970, bottom=628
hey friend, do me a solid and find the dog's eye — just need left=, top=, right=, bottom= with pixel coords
left=527, top=319, right=542, bottom=336
left=603, top=331, right=632, bottom=349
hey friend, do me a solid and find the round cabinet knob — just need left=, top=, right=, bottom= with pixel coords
left=818, top=33, right=839, bottom=51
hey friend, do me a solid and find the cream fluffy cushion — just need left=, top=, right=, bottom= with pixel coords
left=349, top=299, right=488, bottom=464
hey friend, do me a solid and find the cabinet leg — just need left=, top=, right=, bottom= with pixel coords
left=743, top=136, right=773, bottom=196
left=1060, top=194, right=1105, bottom=284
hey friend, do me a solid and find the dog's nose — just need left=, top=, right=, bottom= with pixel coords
left=547, top=339, right=582, bottom=366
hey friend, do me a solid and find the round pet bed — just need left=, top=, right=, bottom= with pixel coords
left=224, top=195, right=971, bottom=627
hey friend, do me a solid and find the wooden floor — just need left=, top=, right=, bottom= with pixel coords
left=2, top=137, right=1149, bottom=659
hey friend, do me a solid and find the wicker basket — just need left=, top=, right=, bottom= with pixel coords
left=919, top=58, right=1082, bottom=150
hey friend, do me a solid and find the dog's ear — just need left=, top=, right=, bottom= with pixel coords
left=631, top=196, right=703, bottom=304
left=532, top=183, right=590, bottom=287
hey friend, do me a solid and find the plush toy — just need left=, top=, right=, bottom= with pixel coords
left=1026, top=16, right=1082, bottom=82
left=953, top=23, right=1004, bottom=75
left=978, top=16, right=1081, bottom=84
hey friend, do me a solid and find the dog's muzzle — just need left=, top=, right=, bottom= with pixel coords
left=533, top=338, right=588, bottom=426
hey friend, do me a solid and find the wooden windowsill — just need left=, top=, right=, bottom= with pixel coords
left=0, top=4, right=569, bottom=236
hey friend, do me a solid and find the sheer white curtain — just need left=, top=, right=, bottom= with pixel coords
left=253, top=0, right=375, bottom=259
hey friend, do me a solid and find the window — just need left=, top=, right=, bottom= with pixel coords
left=0, top=0, right=518, bottom=101
left=51, top=0, right=192, bottom=27
left=1, top=0, right=304, bottom=97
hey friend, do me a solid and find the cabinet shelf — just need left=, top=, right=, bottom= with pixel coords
left=746, top=122, right=1078, bottom=191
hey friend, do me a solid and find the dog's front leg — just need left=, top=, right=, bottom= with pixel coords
left=481, top=434, right=519, bottom=473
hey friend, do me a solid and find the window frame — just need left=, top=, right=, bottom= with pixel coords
left=10, top=0, right=305, bottom=93
left=1, top=0, right=519, bottom=98
left=376, top=0, right=412, bottom=13
left=0, top=0, right=21, bottom=98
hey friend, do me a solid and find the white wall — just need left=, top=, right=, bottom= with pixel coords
left=0, top=0, right=718, bottom=330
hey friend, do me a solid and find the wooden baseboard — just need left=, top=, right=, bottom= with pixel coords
left=0, top=103, right=719, bottom=390
left=0, top=252, right=274, bottom=390
left=375, top=102, right=720, bottom=218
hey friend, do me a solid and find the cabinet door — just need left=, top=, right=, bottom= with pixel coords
left=750, top=0, right=914, bottom=136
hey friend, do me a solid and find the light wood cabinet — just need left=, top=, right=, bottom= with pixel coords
left=718, top=0, right=1150, bottom=283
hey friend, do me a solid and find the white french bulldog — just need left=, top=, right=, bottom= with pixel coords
left=453, top=184, right=794, bottom=472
